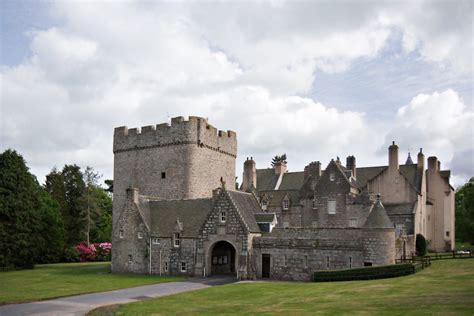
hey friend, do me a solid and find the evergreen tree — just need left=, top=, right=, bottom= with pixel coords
left=271, top=154, right=287, bottom=167
left=455, top=178, right=474, bottom=244
left=44, top=168, right=68, bottom=244
left=83, top=166, right=102, bottom=245
left=62, top=164, right=87, bottom=246
left=90, top=186, right=113, bottom=243
left=0, top=150, right=41, bottom=269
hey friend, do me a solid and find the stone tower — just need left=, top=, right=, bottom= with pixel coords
left=112, top=116, right=237, bottom=223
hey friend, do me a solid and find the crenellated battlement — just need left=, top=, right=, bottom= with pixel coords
left=113, top=116, right=237, bottom=157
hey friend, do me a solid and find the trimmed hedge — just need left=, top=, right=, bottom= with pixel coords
left=313, top=263, right=415, bottom=282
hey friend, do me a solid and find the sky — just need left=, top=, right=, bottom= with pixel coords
left=1, top=0, right=473, bottom=188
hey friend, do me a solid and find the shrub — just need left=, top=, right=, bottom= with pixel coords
left=313, top=264, right=415, bottom=282
left=62, top=246, right=80, bottom=262
left=74, top=241, right=111, bottom=262
left=416, top=234, right=427, bottom=256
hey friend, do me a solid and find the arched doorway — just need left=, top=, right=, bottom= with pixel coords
left=210, top=241, right=236, bottom=275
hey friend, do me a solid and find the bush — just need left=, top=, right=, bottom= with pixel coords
left=62, top=246, right=80, bottom=262
left=416, top=234, right=427, bottom=256
left=74, top=241, right=111, bottom=262
left=313, top=264, right=415, bottom=282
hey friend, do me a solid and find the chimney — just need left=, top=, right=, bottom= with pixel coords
left=388, top=141, right=399, bottom=170
left=427, top=156, right=438, bottom=172
left=346, top=155, right=356, bottom=178
left=304, top=161, right=322, bottom=180
left=242, top=157, right=257, bottom=192
left=127, top=187, right=139, bottom=204
left=417, top=148, right=424, bottom=170
left=274, top=161, right=287, bottom=175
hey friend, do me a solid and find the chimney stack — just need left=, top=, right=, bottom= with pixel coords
left=127, top=187, right=139, bottom=204
left=274, top=161, right=287, bottom=175
left=427, top=156, right=438, bottom=172
left=388, top=141, right=399, bottom=171
left=242, top=157, right=257, bottom=192
left=304, top=161, right=322, bottom=180
left=346, top=155, right=356, bottom=178
left=417, top=148, right=424, bottom=170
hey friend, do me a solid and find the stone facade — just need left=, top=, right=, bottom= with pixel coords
left=112, top=116, right=455, bottom=281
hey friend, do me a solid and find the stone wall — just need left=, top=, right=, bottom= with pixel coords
left=362, top=228, right=396, bottom=265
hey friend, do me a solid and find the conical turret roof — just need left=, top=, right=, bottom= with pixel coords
left=363, top=195, right=393, bottom=229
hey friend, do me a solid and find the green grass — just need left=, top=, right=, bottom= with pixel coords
left=91, top=259, right=474, bottom=315
left=0, top=262, right=184, bottom=304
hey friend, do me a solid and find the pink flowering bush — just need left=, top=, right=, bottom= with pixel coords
left=74, top=241, right=111, bottom=262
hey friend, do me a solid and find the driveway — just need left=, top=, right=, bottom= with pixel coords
left=0, top=275, right=236, bottom=316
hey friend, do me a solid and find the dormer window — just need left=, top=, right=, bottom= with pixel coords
left=173, top=232, right=181, bottom=247
left=137, top=231, right=143, bottom=239
left=282, top=199, right=289, bottom=210
left=330, top=172, right=335, bottom=181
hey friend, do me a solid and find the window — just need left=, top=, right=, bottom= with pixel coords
left=152, top=237, right=160, bottom=245
left=328, top=200, right=336, bottom=214
left=312, top=199, right=317, bottom=209
left=446, top=231, right=450, bottom=237
left=119, top=230, right=124, bottom=238
left=329, top=172, right=335, bottom=181
left=161, top=172, right=166, bottom=179
left=349, top=257, right=352, bottom=268
left=364, top=262, right=372, bottom=267
left=164, top=261, right=168, bottom=272
left=261, top=200, right=268, bottom=211
left=304, top=255, right=308, bottom=268
left=138, top=231, right=143, bottom=239
left=181, top=261, right=187, bottom=272
left=173, top=233, right=181, bottom=247
left=311, top=221, right=318, bottom=228
left=284, top=255, right=287, bottom=267
left=326, top=256, right=330, bottom=269
left=349, top=218, right=358, bottom=228
left=282, top=199, right=289, bottom=210
left=396, top=223, right=405, bottom=236
left=128, top=254, right=133, bottom=263
left=220, top=211, right=226, bottom=223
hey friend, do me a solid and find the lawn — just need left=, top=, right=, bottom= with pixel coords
left=90, top=259, right=474, bottom=315
left=0, top=262, right=184, bottom=304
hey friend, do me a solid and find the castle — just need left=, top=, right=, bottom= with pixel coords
left=111, top=116, right=455, bottom=281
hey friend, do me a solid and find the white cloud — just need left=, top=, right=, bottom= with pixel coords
left=0, top=1, right=472, bottom=186
left=384, top=89, right=474, bottom=185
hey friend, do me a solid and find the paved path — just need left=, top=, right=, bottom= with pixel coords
left=0, top=276, right=236, bottom=316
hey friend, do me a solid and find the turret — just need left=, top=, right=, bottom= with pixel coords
left=388, top=141, right=399, bottom=171
left=242, top=157, right=257, bottom=192
left=362, top=194, right=395, bottom=266
left=346, top=155, right=356, bottom=178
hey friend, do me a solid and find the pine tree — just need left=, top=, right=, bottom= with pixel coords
left=0, top=150, right=41, bottom=269
left=62, top=165, right=87, bottom=246
left=271, top=154, right=287, bottom=167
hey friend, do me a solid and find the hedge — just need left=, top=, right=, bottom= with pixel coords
left=313, top=263, right=415, bottom=282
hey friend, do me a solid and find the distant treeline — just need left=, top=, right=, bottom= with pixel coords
left=0, top=149, right=113, bottom=270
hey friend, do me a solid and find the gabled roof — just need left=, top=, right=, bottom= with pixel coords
left=257, top=189, right=301, bottom=207
left=256, top=169, right=279, bottom=191
left=356, top=166, right=387, bottom=188
left=279, top=172, right=305, bottom=190
left=149, top=198, right=213, bottom=237
left=226, top=190, right=262, bottom=233
left=384, top=202, right=416, bottom=216
left=356, top=164, right=423, bottom=193
left=363, top=198, right=394, bottom=229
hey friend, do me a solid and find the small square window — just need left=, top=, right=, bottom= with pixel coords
left=119, top=230, right=124, bottom=238
left=220, top=211, right=226, bottom=222
left=161, top=172, right=166, bottom=179
left=446, top=231, right=450, bottom=237
left=328, top=200, right=336, bottom=214
left=282, top=200, right=289, bottom=210
left=152, top=237, right=160, bottom=244
left=349, top=218, right=358, bottom=228
left=138, top=231, right=143, bottom=239
left=181, top=261, right=187, bottom=272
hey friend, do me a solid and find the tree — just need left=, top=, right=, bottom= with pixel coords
left=0, top=150, right=41, bottom=269
left=271, top=154, right=287, bottom=167
left=89, top=186, right=112, bottom=243
left=44, top=168, right=68, bottom=243
left=62, top=165, right=87, bottom=246
left=104, top=179, right=113, bottom=194
left=83, top=166, right=102, bottom=245
left=455, top=178, right=474, bottom=244
left=416, top=234, right=427, bottom=256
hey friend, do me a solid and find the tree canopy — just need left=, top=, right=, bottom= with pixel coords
left=271, top=154, right=287, bottom=167
left=455, top=177, right=474, bottom=245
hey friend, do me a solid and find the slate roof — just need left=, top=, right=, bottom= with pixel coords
left=226, top=190, right=262, bottom=233
left=258, top=189, right=301, bottom=207
left=355, top=166, right=387, bottom=188
left=148, top=198, right=213, bottom=237
left=254, top=213, right=277, bottom=223
left=363, top=198, right=394, bottom=229
left=256, top=169, right=279, bottom=191
left=279, top=172, right=305, bottom=190
left=384, top=202, right=416, bottom=216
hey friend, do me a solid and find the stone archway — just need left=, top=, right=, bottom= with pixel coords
left=210, top=241, right=236, bottom=275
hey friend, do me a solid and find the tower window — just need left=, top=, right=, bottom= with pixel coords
left=128, top=254, right=133, bottom=263
left=119, top=230, right=124, bottom=238
left=173, top=233, right=181, bottom=247
left=326, top=256, right=330, bottom=269
left=161, top=172, right=166, bottom=179
left=446, top=231, right=450, bottom=237
left=164, top=261, right=168, bottom=272
left=181, top=261, right=187, bottom=272
left=349, top=257, right=352, bottom=268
